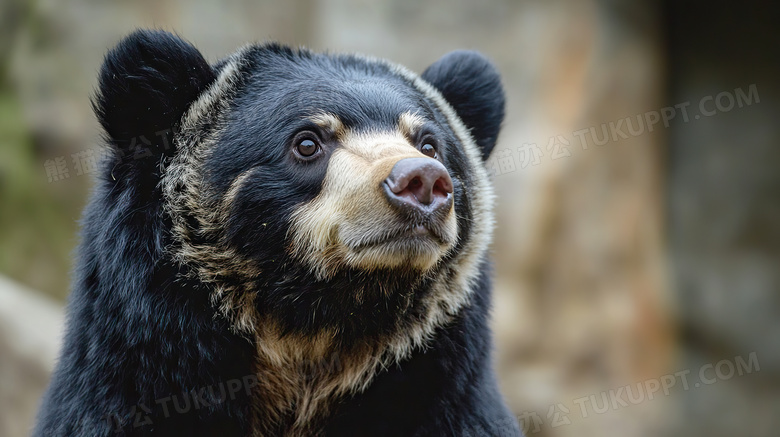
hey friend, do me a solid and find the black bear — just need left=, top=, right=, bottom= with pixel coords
left=34, top=29, right=520, bottom=436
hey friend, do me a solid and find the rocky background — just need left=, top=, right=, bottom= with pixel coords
left=0, top=1, right=777, bottom=436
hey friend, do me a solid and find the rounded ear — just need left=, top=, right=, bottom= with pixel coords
left=93, top=29, right=216, bottom=167
left=421, top=51, right=505, bottom=161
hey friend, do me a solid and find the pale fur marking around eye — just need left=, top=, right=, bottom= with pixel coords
left=308, top=112, right=347, bottom=140
left=398, top=111, right=425, bottom=140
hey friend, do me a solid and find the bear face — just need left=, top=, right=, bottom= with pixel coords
left=193, top=51, right=462, bottom=278
left=80, top=29, right=507, bottom=434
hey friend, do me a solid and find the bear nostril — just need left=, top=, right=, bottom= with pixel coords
left=384, top=158, right=453, bottom=214
left=432, top=177, right=451, bottom=199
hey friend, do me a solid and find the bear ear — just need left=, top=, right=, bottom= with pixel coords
left=93, top=29, right=216, bottom=163
left=421, top=51, right=505, bottom=161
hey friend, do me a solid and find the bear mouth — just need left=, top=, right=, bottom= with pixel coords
left=344, top=221, right=451, bottom=252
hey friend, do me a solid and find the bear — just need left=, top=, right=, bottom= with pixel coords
left=34, top=29, right=520, bottom=436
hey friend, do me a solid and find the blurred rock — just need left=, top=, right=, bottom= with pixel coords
left=667, top=2, right=780, bottom=436
left=0, top=275, right=63, bottom=437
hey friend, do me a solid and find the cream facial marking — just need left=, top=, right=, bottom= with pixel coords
left=308, top=112, right=347, bottom=140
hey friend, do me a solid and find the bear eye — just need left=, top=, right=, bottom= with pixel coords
left=420, top=140, right=437, bottom=158
left=293, top=132, right=322, bottom=159
left=298, top=139, right=318, bottom=156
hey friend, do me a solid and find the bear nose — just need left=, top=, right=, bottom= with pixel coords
left=383, top=157, right=453, bottom=215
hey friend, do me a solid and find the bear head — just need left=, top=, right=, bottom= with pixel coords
left=93, top=29, right=505, bottom=361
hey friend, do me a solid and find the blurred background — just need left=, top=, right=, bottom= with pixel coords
left=0, top=0, right=777, bottom=436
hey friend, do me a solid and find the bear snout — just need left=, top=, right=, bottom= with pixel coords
left=383, top=157, right=453, bottom=218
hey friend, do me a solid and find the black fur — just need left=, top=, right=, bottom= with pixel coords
left=35, top=30, right=253, bottom=436
left=35, top=30, right=518, bottom=436
left=422, top=50, right=505, bottom=161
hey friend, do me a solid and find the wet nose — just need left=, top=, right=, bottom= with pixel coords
left=383, top=157, right=453, bottom=214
